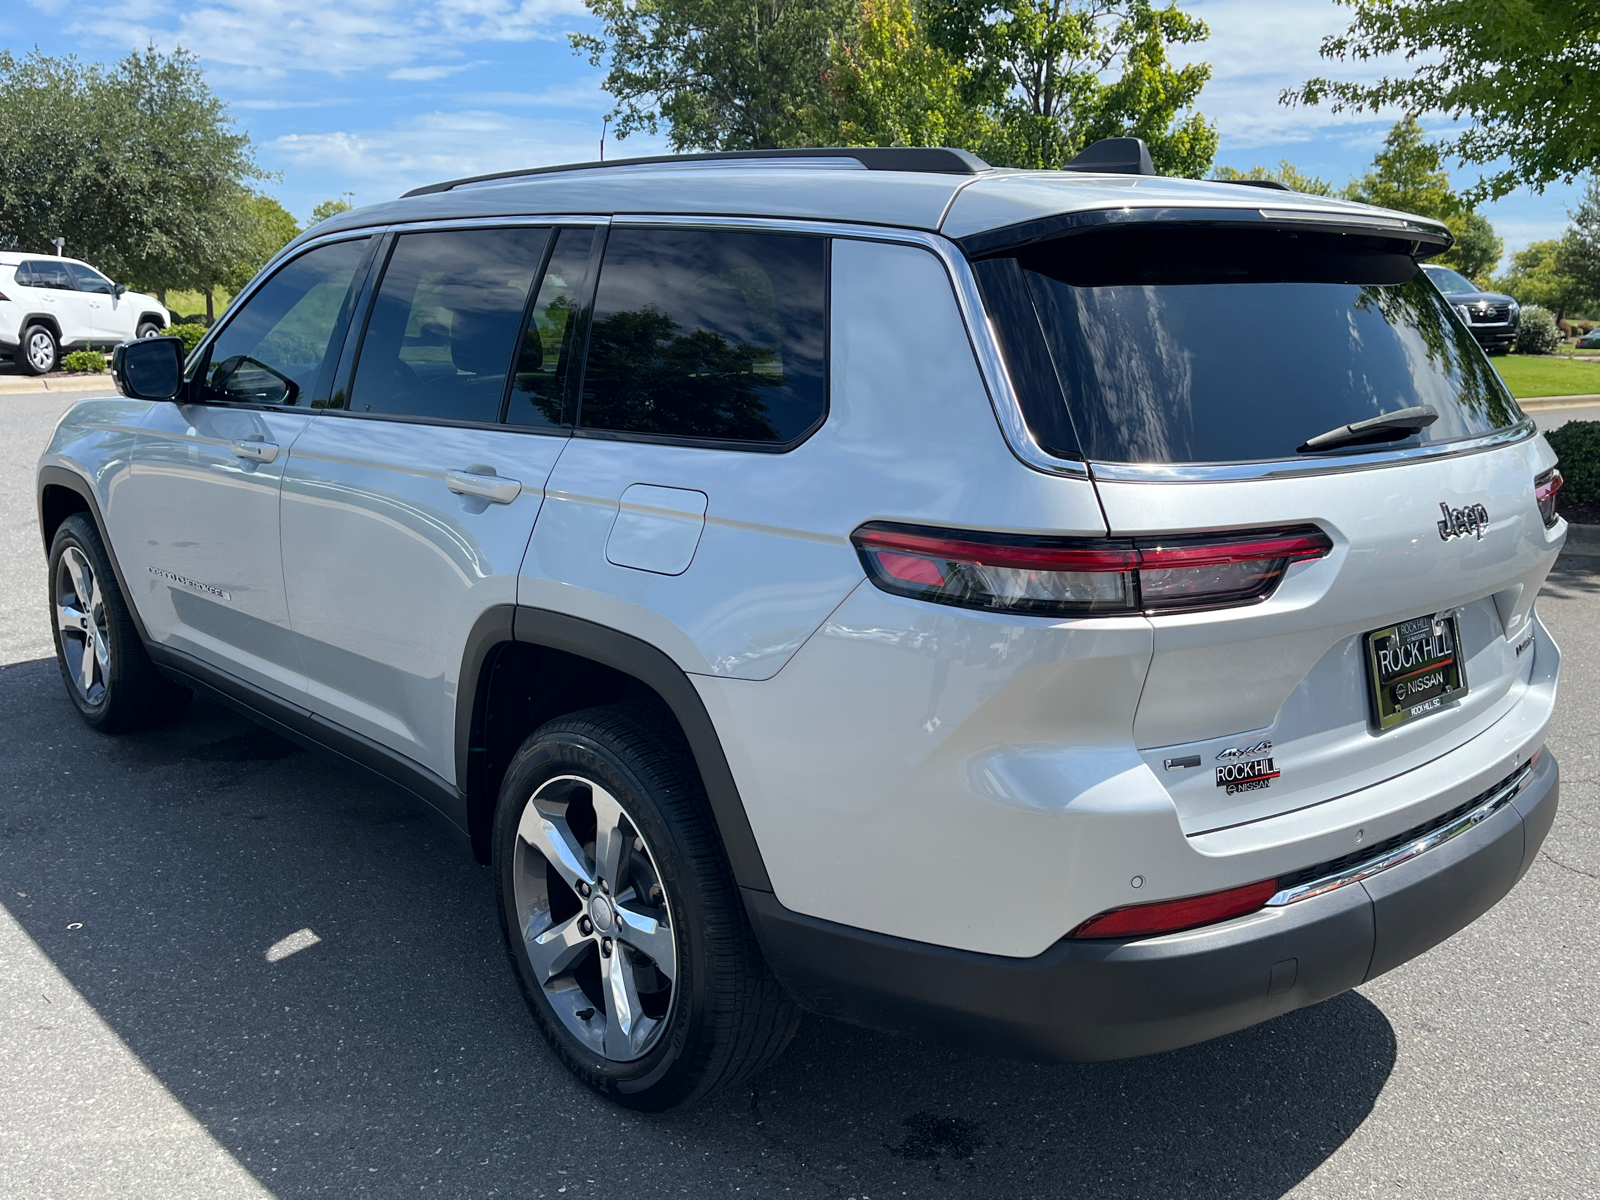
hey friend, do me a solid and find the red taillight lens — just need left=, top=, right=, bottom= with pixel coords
left=1535, top=468, right=1563, bottom=528
left=851, top=523, right=1331, bottom=617
left=0, top=289, right=10, bottom=302
left=1070, top=878, right=1280, bottom=939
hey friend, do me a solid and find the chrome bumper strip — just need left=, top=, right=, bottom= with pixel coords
left=1265, top=763, right=1533, bottom=907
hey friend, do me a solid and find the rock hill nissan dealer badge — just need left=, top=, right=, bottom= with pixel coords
left=1215, top=742, right=1279, bottom=794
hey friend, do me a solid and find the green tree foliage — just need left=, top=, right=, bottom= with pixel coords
left=0, top=48, right=266, bottom=296
left=1440, top=211, right=1501, bottom=283
left=1561, top=177, right=1600, bottom=313
left=1285, top=0, right=1600, bottom=201
left=1545, top=420, right=1600, bottom=506
left=919, top=0, right=1217, bottom=173
left=218, top=194, right=300, bottom=297
left=1495, top=240, right=1591, bottom=320
left=310, top=197, right=354, bottom=225
left=573, top=0, right=854, bottom=150
left=1342, top=116, right=1458, bottom=220
left=1211, top=159, right=1334, bottom=195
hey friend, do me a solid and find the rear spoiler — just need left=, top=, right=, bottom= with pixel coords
left=957, top=204, right=1454, bottom=261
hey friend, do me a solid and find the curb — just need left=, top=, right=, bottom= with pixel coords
left=0, top=374, right=115, bottom=395
left=1518, top=394, right=1600, bottom=409
left=1560, top=523, right=1600, bottom=559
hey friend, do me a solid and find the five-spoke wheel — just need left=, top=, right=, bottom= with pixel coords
left=54, top=545, right=110, bottom=706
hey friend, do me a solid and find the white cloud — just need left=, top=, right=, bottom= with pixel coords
left=389, top=62, right=484, bottom=82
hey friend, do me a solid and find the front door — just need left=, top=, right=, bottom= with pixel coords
left=280, top=224, right=593, bottom=785
left=65, top=262, right=114, bottom=344
left=115, top=235, right=373, bottom=698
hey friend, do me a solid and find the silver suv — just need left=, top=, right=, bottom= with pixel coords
left=38, top=141, right=1565, bottom=1110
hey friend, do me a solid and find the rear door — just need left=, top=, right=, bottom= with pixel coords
left=279, top=223, right=590, bottom=785
left=18, top=258, right=89, bottom=344
left=976, top=222, right=1563, bottom=833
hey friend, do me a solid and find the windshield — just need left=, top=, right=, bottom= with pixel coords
left=975, top=226, right=1522, bottom=465
left=1424, top=265, right=1476, bottom=295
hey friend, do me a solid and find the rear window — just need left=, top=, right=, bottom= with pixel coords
left=974, top=226, right=1522, bottom=466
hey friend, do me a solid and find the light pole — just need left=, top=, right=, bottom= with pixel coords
left=51, top=237, right=65, bottom=257
left=600, top=116, right=610, bottom=162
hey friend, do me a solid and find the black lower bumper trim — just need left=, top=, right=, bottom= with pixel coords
left=745, top=752, right=1558, bottom=1062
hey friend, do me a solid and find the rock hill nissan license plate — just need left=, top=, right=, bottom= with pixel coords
left=1365, top=611, right=1469, bottom=732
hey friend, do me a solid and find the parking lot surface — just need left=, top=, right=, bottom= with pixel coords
left=3, top=390, right=1598, bottom=1199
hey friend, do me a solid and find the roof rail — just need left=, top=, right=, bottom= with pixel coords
left=1216, top=178, right=1294, bottom=192
left=1061, top=137, right=1156, bottom=176
left=403, top=146, right=992, bottom=197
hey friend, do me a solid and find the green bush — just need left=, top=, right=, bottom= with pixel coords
left=59, top=349, right=107, bottom=373
left=1516, top=305, right=1562, bottom=355
left=1546, top=420, right=1600, bottom=506
left=168, top=323, right=208, bottom=353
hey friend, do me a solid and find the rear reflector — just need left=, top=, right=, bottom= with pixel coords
left=1070, top=878, right=1280, bottom=939
left=1535, top=469, right=1563, bottom=528
left=852, top=523, right=1331, bottom=617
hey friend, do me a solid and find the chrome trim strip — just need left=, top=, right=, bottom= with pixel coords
left=1088, top=421, right=1538, bottom=484
left=1264, top=763, right=1532, bottom=907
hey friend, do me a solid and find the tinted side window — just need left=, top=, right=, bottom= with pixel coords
left=19, top=260, right=71, bottom=290
left=506, top=227, right=597, bottom=429
left=579, top=229, right=827, bottom=445
left=347, top=227, right=550, bottom=423
left=66, top=263, right=113, bottom=294
left=200, top=238, right=370, bottom=406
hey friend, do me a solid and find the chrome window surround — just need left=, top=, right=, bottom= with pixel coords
left=204, top=211, right=1531, bottom=485
left=1264, top=761, right=1533, bottom=908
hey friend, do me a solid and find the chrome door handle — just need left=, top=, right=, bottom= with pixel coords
left=230, top=439, right=280, bottom=463
left=446, top=469, right=522, bottom=504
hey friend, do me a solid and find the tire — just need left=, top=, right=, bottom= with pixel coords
left=48, top=514, right=192, bottom=733
left=20, top=323, right=58, bottom=375
left=493, top=702, right=799, bottom=1110
left=136, top=320, right=163, bottom=340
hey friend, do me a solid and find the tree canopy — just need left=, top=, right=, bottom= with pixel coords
left=0, top=47, right=266, bottom=295
left=1211, top=159, right=1334, bottom=196
left=1284, top=0, right=1600, bottom=200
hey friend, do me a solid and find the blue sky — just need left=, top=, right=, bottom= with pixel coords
left=10, top=0, right=1585, bottom=264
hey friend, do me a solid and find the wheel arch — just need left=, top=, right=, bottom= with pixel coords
left=21, top=314, right=62, bottom=342
left=37, top=465, right=153, bottom=644
left=137, top=312, right=167, bottom=331
left=457, top=605, right=773, bottom=892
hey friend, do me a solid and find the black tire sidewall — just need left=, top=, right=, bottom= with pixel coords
left=136, top=322, right=162, bottom=339
left=22, top=324, right=58, bottom=375
left=48, top=516, right=137, bottom=729
left=492, top=718, right=730, bottom=1108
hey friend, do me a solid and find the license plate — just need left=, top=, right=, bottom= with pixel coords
left=1364, top=611, right=1468, bottom=732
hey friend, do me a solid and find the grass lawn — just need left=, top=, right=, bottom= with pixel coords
left=1491, top=353, right=1600, bottom=399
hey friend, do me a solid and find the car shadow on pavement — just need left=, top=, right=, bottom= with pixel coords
left=0, top=655, right=1396, bottom=1200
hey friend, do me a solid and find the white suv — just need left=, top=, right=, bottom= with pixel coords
left=37, top=141, right=1565, bottom=1111
left=2, top=253, right=169, bottom=374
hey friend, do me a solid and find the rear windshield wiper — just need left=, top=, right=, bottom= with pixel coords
left=1298, top=405, right=1438, bottom=454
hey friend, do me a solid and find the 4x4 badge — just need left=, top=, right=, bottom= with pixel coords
left=1438, top=502, right=1489, bottom=541
left=1216, top=740, right=1271, bottom=761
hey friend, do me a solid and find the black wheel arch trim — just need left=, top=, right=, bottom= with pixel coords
left=37, top=464, right=154, bottom=646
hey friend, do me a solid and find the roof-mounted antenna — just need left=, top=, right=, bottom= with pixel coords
left=1062, top=137, right=1156, bottom=176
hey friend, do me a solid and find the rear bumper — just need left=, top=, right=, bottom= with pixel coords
left=746, top=749, right=1557, bottom=1062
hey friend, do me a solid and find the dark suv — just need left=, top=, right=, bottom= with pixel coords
left=1423, top=264, right=1520, bottom=354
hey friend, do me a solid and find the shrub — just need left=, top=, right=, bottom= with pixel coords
left=1546, top=420, right=1600, bottom=507
left=168, top=323, right=208, bottom=353
left=1515, top=305, right=1562, bottom=355
left=59, top=349, right=107, bottom=373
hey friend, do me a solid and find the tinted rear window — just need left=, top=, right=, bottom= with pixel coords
left=975, top=227, right=1521, bottom=465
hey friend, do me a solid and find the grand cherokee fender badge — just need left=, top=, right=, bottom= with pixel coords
left=149, top=566, right=231, bottom=601
left=1438, top=502, right=1489, bottom=541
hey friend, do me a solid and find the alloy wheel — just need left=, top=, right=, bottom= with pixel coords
left=27, top=330, right=55, bottom=372
left=512, top=774, right=677, bottom=1061
left=55, top=546, right=110, bottom=705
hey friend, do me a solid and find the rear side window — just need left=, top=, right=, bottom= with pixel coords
left=348, top=227, right=550, bottom=423
left=200, top=237, right=370, bottom=406
left=975, top=226, right=1521, bottom=465
left=17, top=260, right=72, bottom=290
left=579, top=228, right=827, bottom=446
left=506, top=227, right=597, bottom=430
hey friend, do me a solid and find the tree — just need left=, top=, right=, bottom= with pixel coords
left=221, top=194, right=300, bottom=295
left=1342, top=116, right=1458, bottom=220
left=1561, top=176, right=1600, bottom=312
left=1440, top=211, right=1501, bottom=283
left=0, top=47, right=265, bottom=298
left=1212, top=159, right=1333, bottom=195
left=310, top=197, right=354, bottom=225
left=1284, top=0, right=1600, bottom=201
left=921, top=0, right=1218, bottom=173
left=572, top=0, right=854, bottom=151
left=1494, top=239, right=1591, bottom=321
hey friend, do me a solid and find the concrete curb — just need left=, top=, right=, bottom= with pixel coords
left=0, top=374, right=115, bottom=395
left=1518, top=394, right=1600, bottom=410
left=1561, top=523, right=1600, bottom=559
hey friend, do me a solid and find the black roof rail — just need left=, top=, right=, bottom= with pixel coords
left=402, top=146, right=992, bottom=197
left=1216, top=178, right=1294, bottom=192
left=1061, top=137, right=1156, bottom=176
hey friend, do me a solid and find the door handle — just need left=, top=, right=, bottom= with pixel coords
left=446, top=469, right=522, bottom=505
left=230, top=439, right=280, bottom=463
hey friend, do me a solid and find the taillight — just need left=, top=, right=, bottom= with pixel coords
left=1070, top=878, right=1280, bottom=939
left=851, top=523, right=1331, bottom=617
left=0, top=289, right=10, bottom=302
left=1535, top=468, right=1563, bottom=528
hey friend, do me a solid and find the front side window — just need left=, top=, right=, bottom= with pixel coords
left=18, top=260, right=72, bottom=290
left=66, top=263, right=114, bottom=294
left=199, top=237, right=370, bottom=406
left=346, top=227, right=550, bottom=423
left=579, top=228, right=827, bottom=445
left=978, top=226, right=1521, bottom=466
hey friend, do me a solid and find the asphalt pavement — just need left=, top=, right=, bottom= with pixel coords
left=2, top=391, right=1598, bottom=1199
